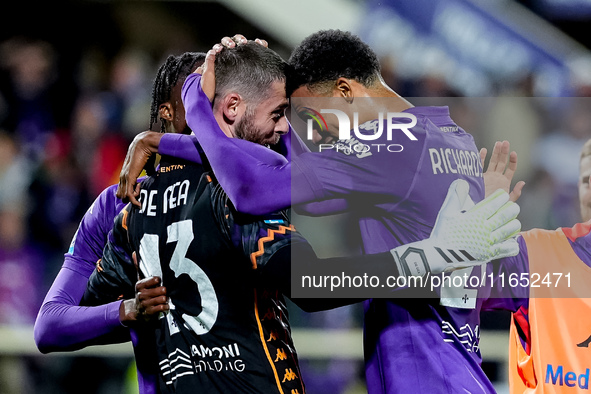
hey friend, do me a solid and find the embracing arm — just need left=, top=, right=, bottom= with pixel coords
left=242, top=181, right=521, bottom=311
left=34, top=189, right=166, bottom=353
left=34, top=265, right=128, bottom=353
left=34, top=187, right=129, bottom=353
left=158, top=124, right=346, bottom=216
left=118, top=74, right=362, bottom=215
left=117, top=131, right=204, bottom=206
left=182, top=73, right=304, bottom=214
left=82, top=207, right=168, bottom=318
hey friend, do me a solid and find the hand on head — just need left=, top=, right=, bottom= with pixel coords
left=195, top=34, right=269, bottom=103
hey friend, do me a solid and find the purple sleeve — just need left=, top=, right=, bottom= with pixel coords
left=277, top=123, right=310, bottom=160
left=294, top=199, right=350, bottom=216
left=181, top=73, right=396, bottom=215
left=289, top=134, right=349, bottom=215
left=34, top=267, right=126, bottom=353
left=182, top=73, right=428, bottom=217
left=159, top=133, right=202, bottom=164
left=158, top=95, right=310, bottom=165
left=288, top=133, right=349, bottom=215
left=34, top=185, right=129, bottom=353
left=481, top=235, right=529, bottom=311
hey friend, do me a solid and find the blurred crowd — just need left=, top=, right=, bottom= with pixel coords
left=0, top=34, right=590, bottom=393
left=0, top=37, right=156, bottom=327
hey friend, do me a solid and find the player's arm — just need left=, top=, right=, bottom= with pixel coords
left=34, top=187, right=131, bottom=353
left=34, top=268, right=130, bottom=353
left=231, top=180, right=522, bottom=311
left=293, top=199, right=350, bottom=217
left=117, top=131, right=202, bottom=205
left=117, top=67, right=371, bottom=215
left=116, top=72, right=331, bottom=214
left=82, top=207, right=168, bottom=322
left=185, top=71, right=404, bottom=215
left=189, top=45, right=431, bottom=214
left=116, top=114, right=295, bottom=212
left=83, top=208, right=137, bottom=304
left=117, top=127, right=348, bottom=216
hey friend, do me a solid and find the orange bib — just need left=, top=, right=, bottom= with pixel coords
left=509, top=228, right=591, bottom=393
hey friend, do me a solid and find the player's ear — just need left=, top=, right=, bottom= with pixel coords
left=159, top=102, right=173, bottom=122
left=221, top=93, right=242, bottom=122
left=335, top=77, right=353, bottom=102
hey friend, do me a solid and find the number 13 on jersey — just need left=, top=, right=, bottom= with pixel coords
left=138, top=220, right=219, bottom=335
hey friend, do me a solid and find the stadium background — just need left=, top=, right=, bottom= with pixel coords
left=0, top=0, right=590, bottom=392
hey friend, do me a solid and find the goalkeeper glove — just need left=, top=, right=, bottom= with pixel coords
left=391, top=179, right=520, bottom=278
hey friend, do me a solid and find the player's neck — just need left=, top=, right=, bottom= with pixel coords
left=351, top=84, right=413, bottom=124
left=370, top=82, right=413, bottom=108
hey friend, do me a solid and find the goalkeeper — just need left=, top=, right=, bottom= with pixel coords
left=86, top=169, right=519, bottom=393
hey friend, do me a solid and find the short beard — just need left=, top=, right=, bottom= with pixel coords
left=234, top=107, right=278, bottom=146
left=234, top=108, right=257, bottom=143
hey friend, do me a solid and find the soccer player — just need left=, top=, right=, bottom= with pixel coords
left=34, top=52, right=206, bottom=393
left=88, top=156, right=518, bottom=393
left=100, top=41, right=522, bottom=393
left=507, top=138, right=591, bottom=392
left=117, top=32, right=525, bottom=393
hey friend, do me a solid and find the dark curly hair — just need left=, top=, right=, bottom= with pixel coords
left=150, top=52, right=206, bottom=133
left=287, top=30, right=381, bottom=96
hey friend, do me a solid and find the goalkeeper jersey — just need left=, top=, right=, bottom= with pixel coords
left=85, top=160, right=306, bottom=394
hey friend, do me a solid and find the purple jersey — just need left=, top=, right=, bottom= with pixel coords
left=159, top=73, right=521, bottom=393
left=34, top=184, right=159, bottom=394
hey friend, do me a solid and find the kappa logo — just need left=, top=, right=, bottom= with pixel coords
left=282, top=368, right=298, bottom=382
left=275, top=348, right=287, bottom=362
left=266, top=330, right=278, bottom=342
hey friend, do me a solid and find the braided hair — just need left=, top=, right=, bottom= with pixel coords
left=149, top=52, right=206, bottom=133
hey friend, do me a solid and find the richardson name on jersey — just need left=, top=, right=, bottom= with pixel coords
left=139, top=180, right=190, bottom=216
left=429, top=148, right=483, bottom=177
left=546, top=364, right=590, bottom=389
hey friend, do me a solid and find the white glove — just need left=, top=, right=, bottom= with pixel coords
left=391, top=179, right=520, bottom=278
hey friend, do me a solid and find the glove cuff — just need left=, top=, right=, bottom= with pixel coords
left=391, top=239, right=434, bottom=278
